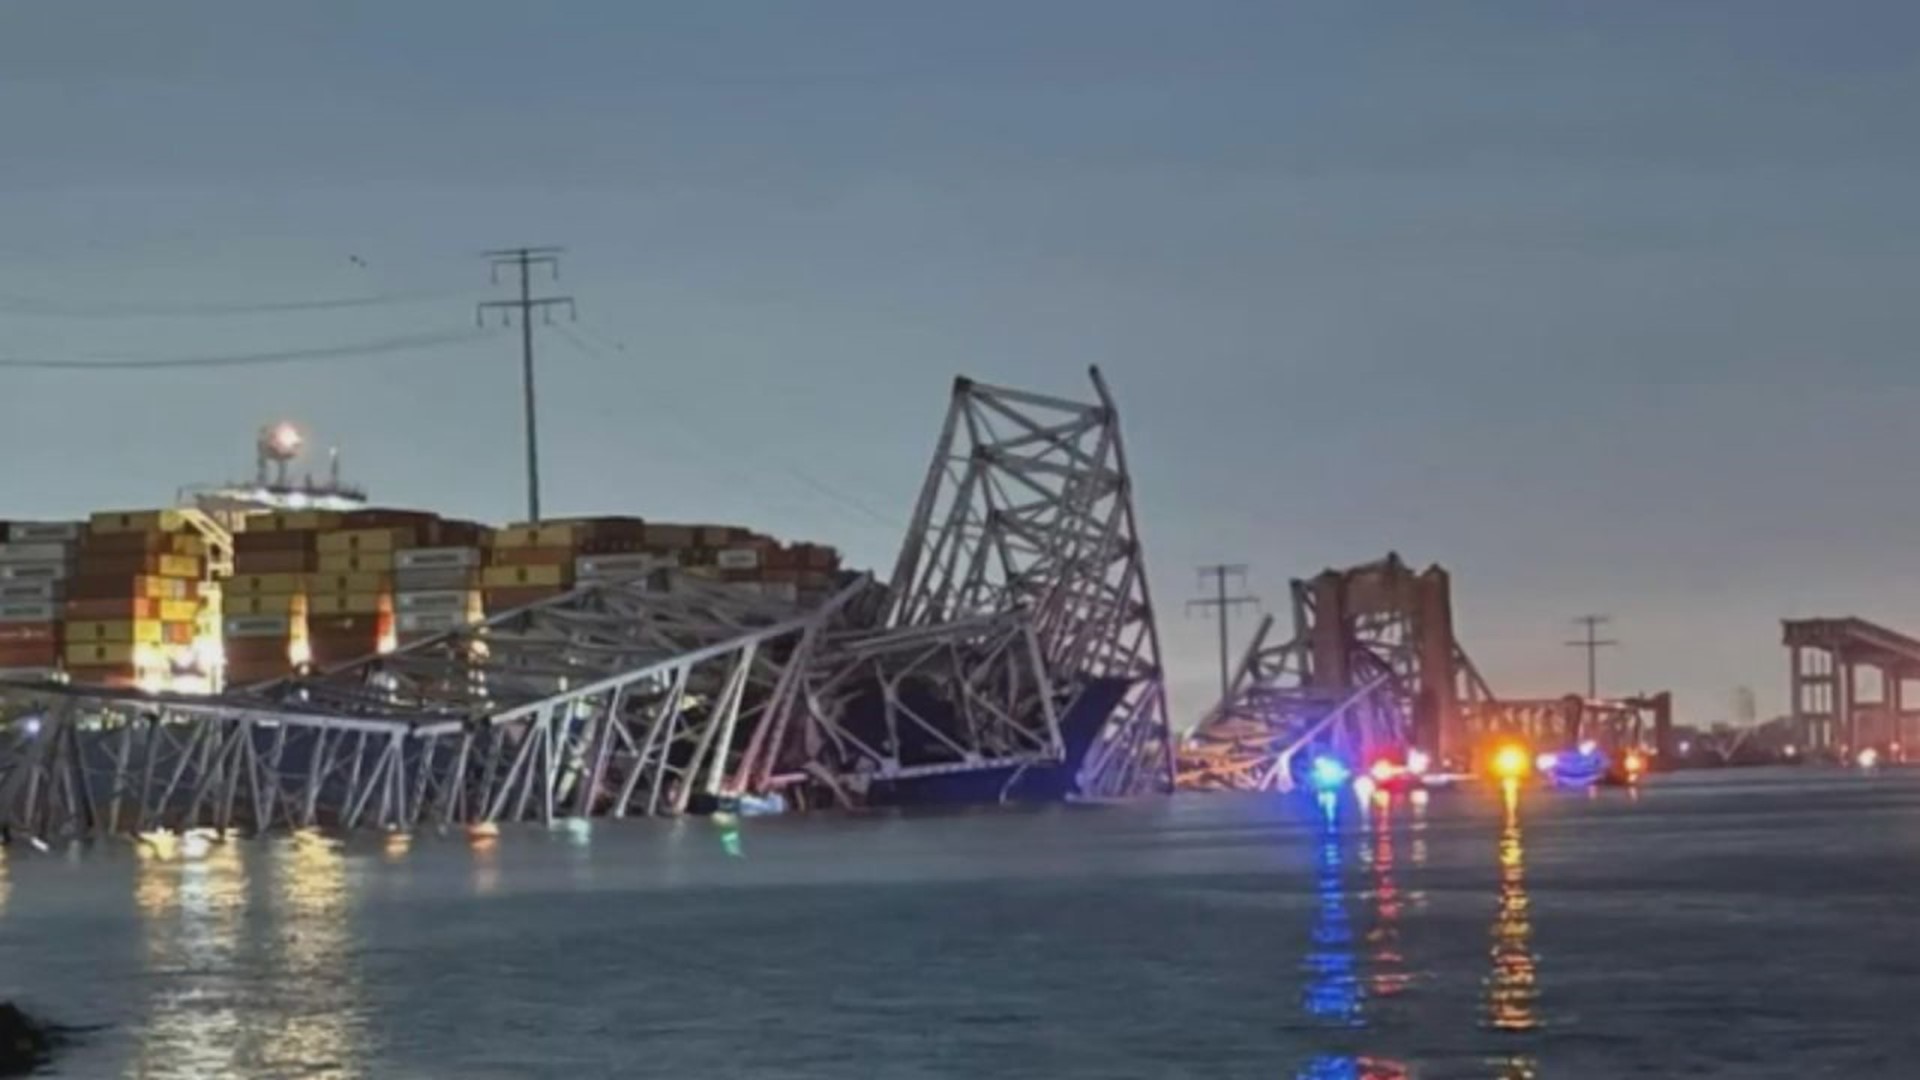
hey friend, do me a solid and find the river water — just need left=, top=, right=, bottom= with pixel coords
left=0, top=768, right=1913, bottom=1078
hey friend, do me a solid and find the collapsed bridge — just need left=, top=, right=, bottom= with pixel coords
left=1176, top=554, right=1672, bottom=792
left=0, top=368, right=1172, bottom=839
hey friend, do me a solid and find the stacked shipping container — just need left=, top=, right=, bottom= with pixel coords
left=0, top=521, right=83, bottom=678
left=0, top=505, right=842, bottom=688
left=66, top=510, right=207, bottom=689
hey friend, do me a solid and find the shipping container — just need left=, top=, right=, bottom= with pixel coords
left=308, top=593, right=389, bottom=616
left=0, top=541, right=74, bottom=563
left=395, top=546, right=481, bottom=571
left=0, top=642, right=60, bottom=667
left=0, top=561, right=68, bottom=582
left=481, top=585, right=566, bottom=610
left=65, top=597, right=155, bottom=620
left=316, top=551, right=394, bottom=573
left=231, top=550, right=317, bottom=573
left=249, top=510, right=344, bottom=532
left=716, top=547, right=762, bottom=571
left=0, top=601, right=59, bottom=623
left=225, top=615, right=296, bottom=638
left=0, top=580, right=61, bottom=602
left=574, top=553, right=667, bottom=579
left=303, top=572, right=388, bottom=594
left=89, top=509, right=186, bottom=534
left=65, top=641, right=163, bottom=667
left=225, top=572, right=305, bottom=596
left=66, top=575, right=195, bottom=601
left=226, top=594, right=306, bottom=617
left=316, top=526, right=416, bottom=555
left=392, top=567, right=479, bottom=592
left=67, top=620, right=167, bottom=645
left=0, top=622, right=57, bottom=643
left=73, top=551, right=202, bottom=578
left=480, top=564, right=568, bottom=588
left=490, top=546, right=575, bottom=568
left=158, top=598, right=199, bottom=622
left=5, top=522, right=84, bottom=543
left=235, top=530, right=319, bottom=555
left=393, top=590, right=480, bottom=613
left=395, top=610, right=470, bottom=635
left=307, top=614, right=386, bottom=636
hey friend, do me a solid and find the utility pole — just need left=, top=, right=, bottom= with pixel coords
left=1189, top=565, right=1259, bottom=705
left=1566, top=614, right=1618, bottom=700
left=479, top=247, right=575, bottom=523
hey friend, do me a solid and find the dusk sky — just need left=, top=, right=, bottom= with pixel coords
left=4, top=2, right=1918, bottom=726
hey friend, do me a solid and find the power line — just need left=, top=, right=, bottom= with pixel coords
left=478, top=248, right=575, bottom=524
left=551, top=321, right=906, bottom=536
left=0, top=288, right=473, bottom=319
left=1188, top=564, right=1259, bottom=706
left=0, top=328, right=488, bottom=371
left=1566, top=614, right=1619, bottom=700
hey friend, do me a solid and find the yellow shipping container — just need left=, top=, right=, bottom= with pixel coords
left=89, top=509, right=186, bottom=534
left=316, top=551, right=394, bottom=573
left=65, top=641, right=163, bottom=666
left=303, top=572, right=388, bottom=594
left=225, top=572, right=305, bottom=596
left=170, top=534, right=207, bottom=558
left=316, top=527, right=413, bottom=555
left=308, top=592, right=389, bottom=616
left=156, top=553, right=201, bottom=578
left=67, top=619, right=164, bottom=644
left=226, top=594, right=306, bottom=617
left=158, top=598, right=200, bottom=622
left=490, top=525, right=540, bottom=549
left=480, top=564, right=567, bottom=588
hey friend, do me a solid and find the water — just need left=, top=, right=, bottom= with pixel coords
left=1, top=768, right=1914, bottom=1078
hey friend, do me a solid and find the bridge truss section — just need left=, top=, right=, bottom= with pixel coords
left=882, top=367, right=1173, bottom=796
left=1177, top=554, right=1495, bottom=792
left=0, top=573, right=860, bottom=839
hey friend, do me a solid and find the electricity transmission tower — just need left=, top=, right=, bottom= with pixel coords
left=1566, top=614, right=1618, bottom=700
left=480, top=247, right=576, bottom=523
left=1189, top=565, right=1259, bottom=705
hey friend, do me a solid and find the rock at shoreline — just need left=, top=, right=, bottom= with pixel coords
left=0, top=1003, right=52, bottom=1076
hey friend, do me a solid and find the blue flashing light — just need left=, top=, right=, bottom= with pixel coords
left=1309, top=755, right=1351, bottom=792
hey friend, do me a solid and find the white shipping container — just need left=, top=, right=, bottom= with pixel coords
left=396, top=611, right=468, bottom=635
left=0, top=562, right=68, bottom=582
left=225, top=615, right=294, bottom=638
left=7, top=522, right=84, bottom=542
left=395, top=547, right=481, bottom=571
left=394, top=590, right=476, bottom=613
left=0, top=542, right=71, bottom=564
left=759, top=582, right=800, bottom=604
left=716, top=548, right=762, bottom=571
left=0, top=601, right=58, bottom=623
left=393, top=567, right=476, bottom=592
left=0, top=580, right=59, bottom=602
left=575, top=553, right=666, bottom=579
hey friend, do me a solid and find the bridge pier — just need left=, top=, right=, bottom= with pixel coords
left=1784, top=618, right=1920, bottom=756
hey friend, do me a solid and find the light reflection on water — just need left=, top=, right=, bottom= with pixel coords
left=1484, top=780, right=1541, bottom=1078
left=125, top=831, right=366, bottom=1079
left=1296, top=791, right=1413, bottom=1079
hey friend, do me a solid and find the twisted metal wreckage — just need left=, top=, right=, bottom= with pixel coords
left=0, top=368, right=1173, bottom=840
left=1176, top=554, right=1674, bottom=793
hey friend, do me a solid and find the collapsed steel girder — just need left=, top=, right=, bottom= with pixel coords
left=0, top=367, right=1173, bottom=837
left=0, top=575, right=856, bottom=838
left=1178, top=554, right=1494, bottom=792
left=887, top=368, right=1172, bottom=796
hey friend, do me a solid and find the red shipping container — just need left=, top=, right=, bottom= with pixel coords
left=0, top=642, right=59, bottom=666
left=65, top=597, right=159, bottom=620
left=490, top=547, right=575, bottom=568
left=482, top=586, right=565, bottom=610
left=0, top=622, right=58, bottom=643
left=233, top=550, right=318, bottom=573
left=235, top=531, right=317, bottom=555
left=63, top=664, right=143, bottom=689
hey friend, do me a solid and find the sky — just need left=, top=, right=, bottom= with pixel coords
left=3, top=1, right=1919, bottom=727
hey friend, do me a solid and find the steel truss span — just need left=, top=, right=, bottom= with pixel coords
left=0, top=368, right=1171, bottom=839
left=1177, top=553, right=1674, bottom=793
